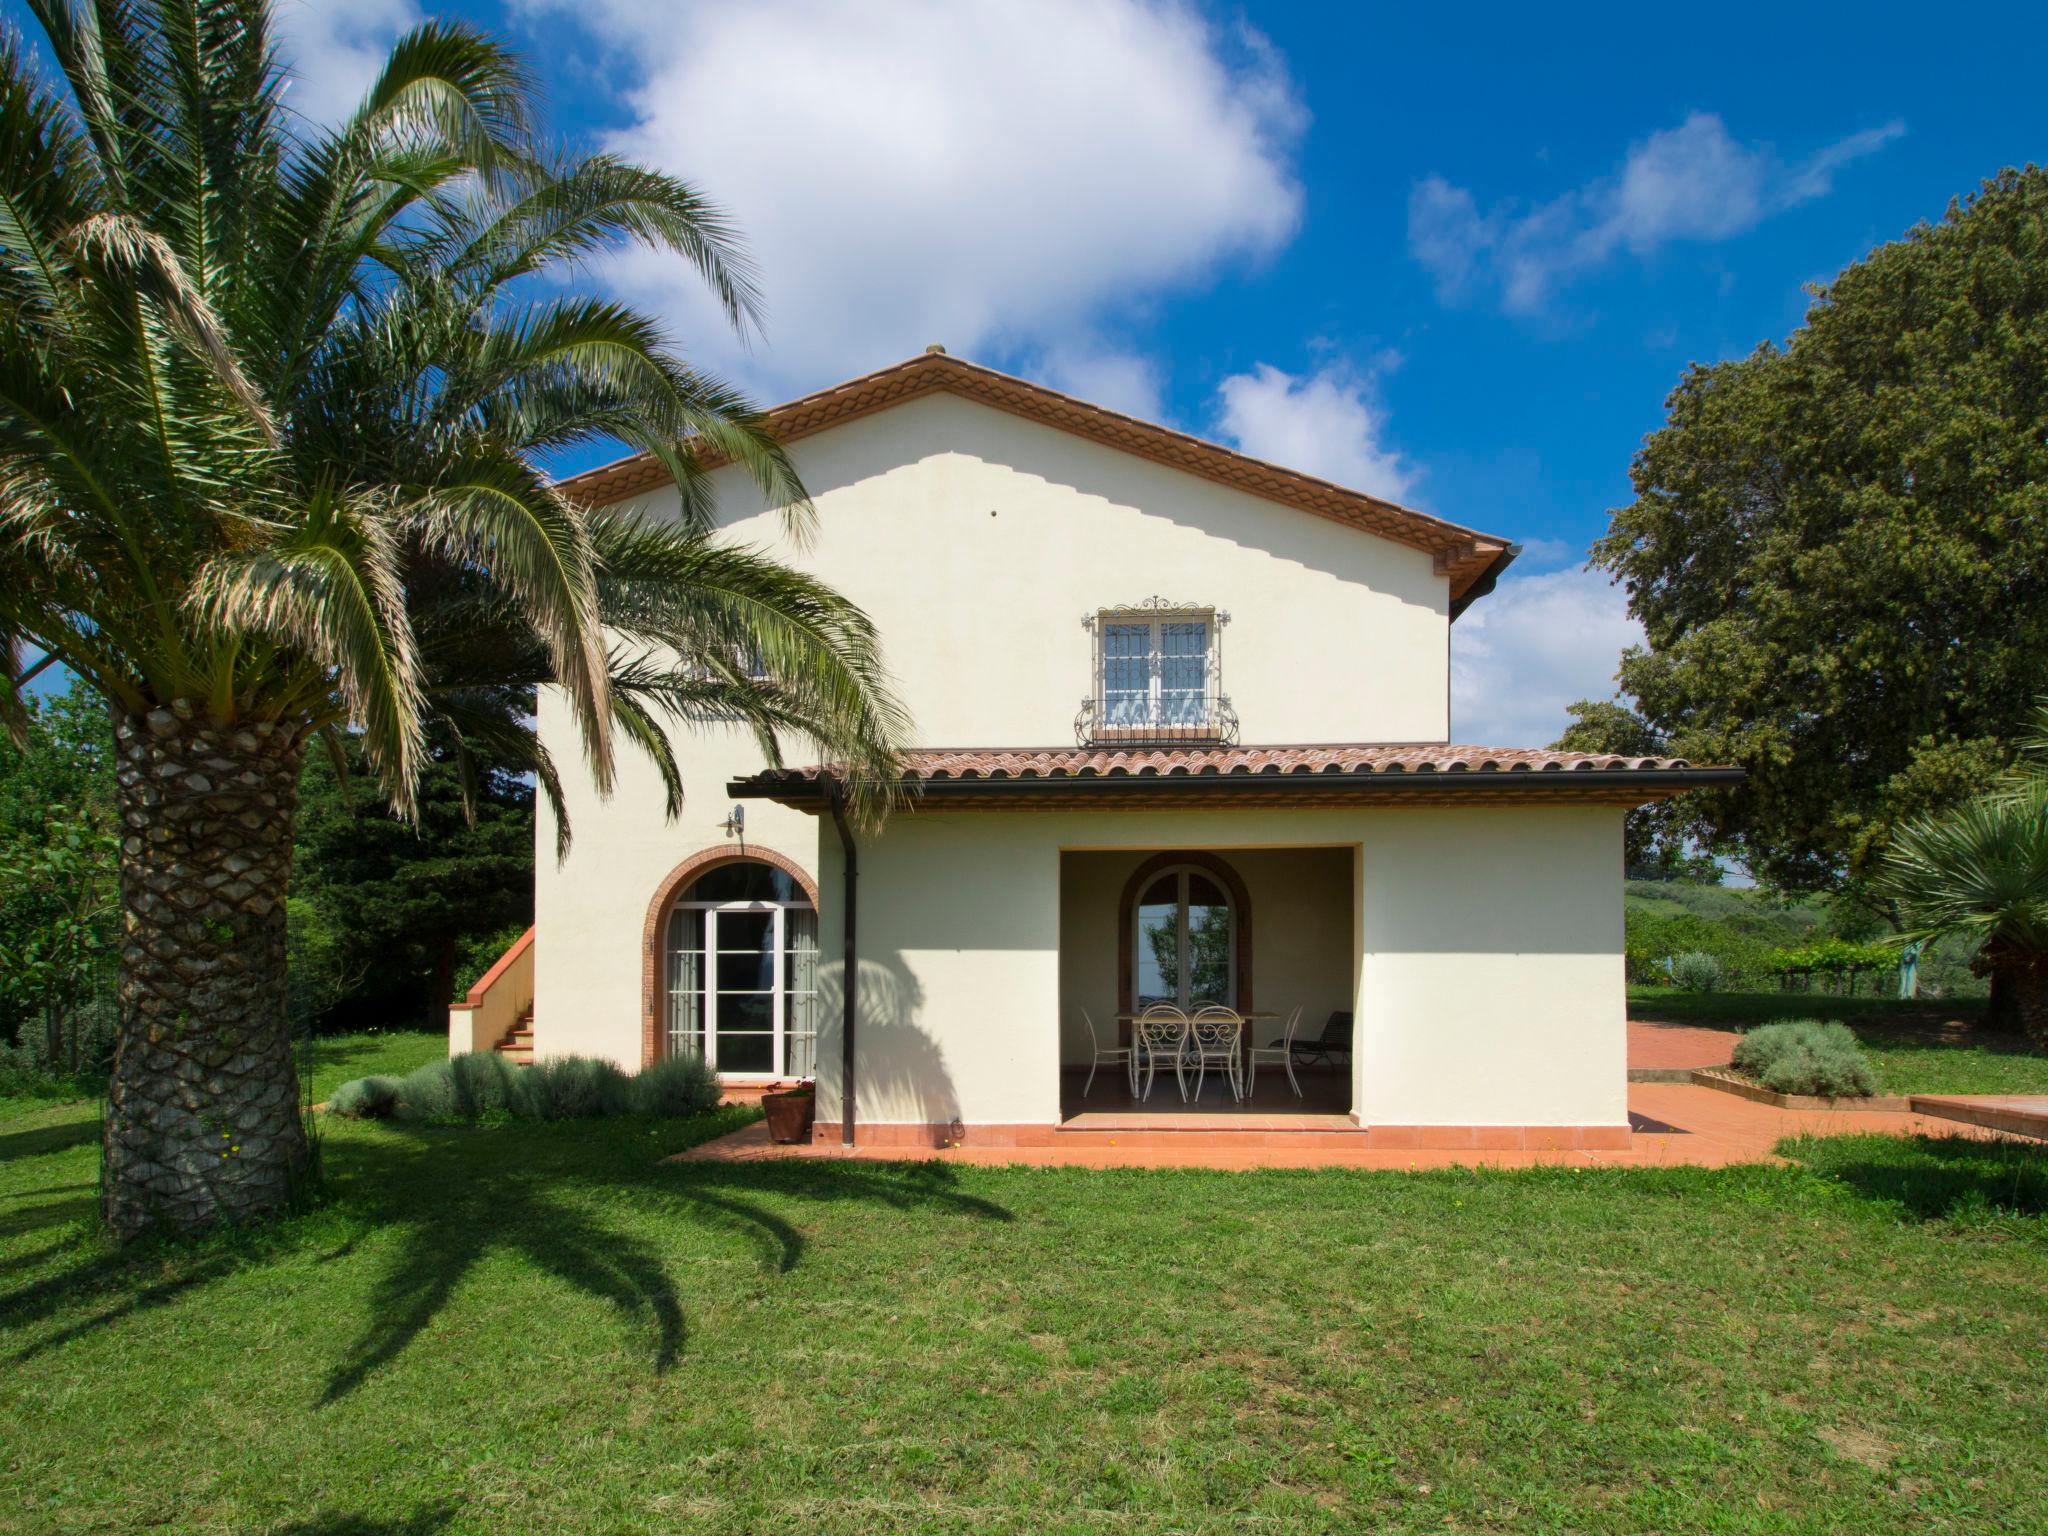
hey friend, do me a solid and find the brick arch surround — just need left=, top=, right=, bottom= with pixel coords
left=640, top=845, right=820, bottom=1068
left=1116, top=850, right=1253, bottom=1030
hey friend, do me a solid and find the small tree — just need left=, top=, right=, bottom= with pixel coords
left=1880, top=705, right=2048, bottom=1041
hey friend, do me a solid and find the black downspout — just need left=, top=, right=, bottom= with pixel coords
left=828, top=787, right=858, bottom=1147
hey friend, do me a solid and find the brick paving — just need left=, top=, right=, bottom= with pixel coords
left=674, top=1081, right=2015, bottom=1172
left=1627, top=1017, right=1739, bottom=1071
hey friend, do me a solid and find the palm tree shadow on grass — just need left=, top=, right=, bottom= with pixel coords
left=1785, top=1132, right=2048, bottom=1224
left=314, top=1124, right=1012, bottom=1405
left=1, top=1115, right=1012, bottom=1392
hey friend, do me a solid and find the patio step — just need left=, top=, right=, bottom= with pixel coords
left=1055, top=1112, right=1367, bottom=1149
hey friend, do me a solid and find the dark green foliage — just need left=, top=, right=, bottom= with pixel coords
left=293, top=742, right=533, bottom=1031
left=0, top=680, right=118, bottom=1062
left=334, top=1052, right=711, bottom=1123
left=1732, top=1019, right=1878, bottom=1097
left=1552, top=700, right=1721, bottom=879
left=452, top=923, right=531, bottom=999
left=1588, top=166, right=2048, bottom=897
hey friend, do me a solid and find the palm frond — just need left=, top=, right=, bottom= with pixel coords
left=186, top=480, right=426, bottom=811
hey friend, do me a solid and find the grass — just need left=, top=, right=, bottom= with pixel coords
left=1631, top=988, right=2048, bottom=1096
left=3, top=1106, right=2047, bottom=1531
left=307, top=1029, right=447, bottom=1103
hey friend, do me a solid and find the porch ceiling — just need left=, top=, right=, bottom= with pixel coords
left=729, top=745, right=1744, bottom=812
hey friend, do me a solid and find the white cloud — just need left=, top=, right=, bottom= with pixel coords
left=1411, top=112, right=1904, bottom=314
left=1214, top=362, right=1415, bottom=501
left=270, top=0, right=420, bottom=127
left=1450, top=566, right=1642, bottom=746
left=1031, top=345, right=1166, bottom=421
left=518, top=0, right=1304, bottom=398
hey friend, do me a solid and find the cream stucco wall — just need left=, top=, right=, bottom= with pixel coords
left=806, top=805, right=1626, bottom=1133
left=534, top=390, right=1456, bottom=1067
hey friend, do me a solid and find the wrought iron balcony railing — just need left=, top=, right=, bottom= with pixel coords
left=1075, top=692, right=1240, bottom=748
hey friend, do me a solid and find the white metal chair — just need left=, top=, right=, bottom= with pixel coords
left=1132, top=1003, right=1190, bottom=1103
left=1246, top=1004, right=1304, bottom=1099
left=1077, top=1006, right=1136, bottom=1099
left=1186, top=1004, right=1245, bottom=1102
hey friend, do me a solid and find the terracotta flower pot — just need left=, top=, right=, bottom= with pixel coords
left=762, top=1087, right=816, bottom=1144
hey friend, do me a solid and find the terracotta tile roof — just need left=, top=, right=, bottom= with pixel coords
left=558, top=351, right=1517, bottom=611
left=732, top=745, right=1743, bottom=810
left=754, top=744, right=1702, bottom=782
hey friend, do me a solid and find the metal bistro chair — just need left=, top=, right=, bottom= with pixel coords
left=1246, top=1004, right=1305, bottom=1099
left=1077, top=1006, right=1136, bottom=1100
left=1186, top=1004, right=1245, bottom=1102
left=1132, top=1003, right=1191, bottom=1103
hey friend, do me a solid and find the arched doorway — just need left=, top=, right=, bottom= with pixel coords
left=1116, top=851, right=1253, bottom=1021
left=657, top=857, right=818, bottom=1078
left=1133, top=864, right=1235, bottom=1008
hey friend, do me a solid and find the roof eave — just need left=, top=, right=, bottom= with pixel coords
left=730, top=765, right=1746, bottom=814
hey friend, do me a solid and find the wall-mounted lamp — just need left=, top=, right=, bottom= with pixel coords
left=720, top=803, right=745, bottom=841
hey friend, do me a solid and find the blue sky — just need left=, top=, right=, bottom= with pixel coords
left=13, top=1, right=2045, bottom=742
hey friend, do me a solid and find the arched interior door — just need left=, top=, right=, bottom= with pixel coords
left=1132, top=866, right=1235, bottom=1009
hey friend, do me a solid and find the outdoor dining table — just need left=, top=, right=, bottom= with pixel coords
left=1115, top=1010, right=1278, bottom=1102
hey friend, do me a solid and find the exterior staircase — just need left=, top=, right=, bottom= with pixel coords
left=493, top=1009, right=535, bottom=1066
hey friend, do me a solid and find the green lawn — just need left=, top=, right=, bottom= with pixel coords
left=307, top=1028, right=448, bottom=1102
left=4, top=1099, right=2047, bottom=1532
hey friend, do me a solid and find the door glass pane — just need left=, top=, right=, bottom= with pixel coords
left=716, top=910, right=774, bottom=952
left=783, top=909, right=818, bottom=1080
left=1136, top=885, right=1179, bottom=1006
left=1186, top=896, right=1231, bottom=1006
left=716, top=951, right=775, bottom=991
left=682, top=863, right=806, bottom=903
left=714, top=1024, right=773, bottom=1074
left=664, top=909, right=705, bottom=1059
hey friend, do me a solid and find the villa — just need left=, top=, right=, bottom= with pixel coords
left=452, top=349, right=1737, bottom=1151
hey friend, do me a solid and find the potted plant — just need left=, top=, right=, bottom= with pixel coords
left=761, top=1082, right=817, bottom=1143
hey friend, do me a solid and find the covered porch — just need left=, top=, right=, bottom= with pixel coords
left=1057, top=845, right=1357, bottom=1124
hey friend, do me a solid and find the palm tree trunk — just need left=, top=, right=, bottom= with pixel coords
left=2001, top=955, right=2048, bottom=1052
left=103, top=703, right=309, bottom=1240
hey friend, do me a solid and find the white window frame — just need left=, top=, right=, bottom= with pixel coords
left=666, top=892, right=818, bottom=1080
left=1089, top=604, right=1225, bottom=740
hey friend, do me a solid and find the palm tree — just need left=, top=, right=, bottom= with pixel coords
left=0, top=1, right=905, bottom=1238
left=1880, top=704, right=2048, bottom=1044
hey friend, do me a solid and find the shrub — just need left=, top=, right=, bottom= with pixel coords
left=328, top=1074, right=402, bottom=1119
left=630, top=1053, right=722, bottom=1117
left=1670, top=951, right=1725, bottom=993
left=524, top=1055, right=633, bottom=1120
left=445, top=1050, right=527, bottom=1118
left=328, top=1051, right=730, bottom=1123
left=391, top=1060, right=461, bottom=1122
left=1732, top=1020, right=1877, bottom=1097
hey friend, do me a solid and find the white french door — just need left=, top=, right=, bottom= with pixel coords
left=666, top=901, right=818, bottom=1078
